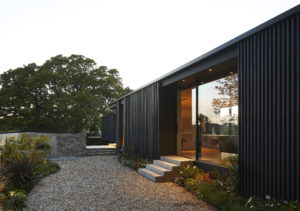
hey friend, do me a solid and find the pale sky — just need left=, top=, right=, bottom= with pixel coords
left=0, top=0, right=299, bottom=89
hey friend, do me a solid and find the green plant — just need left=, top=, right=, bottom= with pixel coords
left=245, top=196, right=300, bottom=211
left=117, top=144, right=151, bottom=170
left=0, top=154, right=40, bottom=192
left=227, top=155, right=239, bottom=193
left=37, top=160, right=61, bottom=178
left=0, top=189, right=27, bottom=210
left=0, top=135, right=52, bottom=191
left=196, top=180, right=233, bottom=209
left=174, top=154, right=299, bottom=211
left=175, top=164, right=203, bottom=186
left=0, top=134, right=60, bottom=210
left=210, top=155, right=239, bottom=194
left=185, top=178, right=200, bottom=192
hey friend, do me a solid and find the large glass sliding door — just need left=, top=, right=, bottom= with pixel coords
left=197, top=73, right=238, bottom=164
left=177, top=73, right=238, bottom=164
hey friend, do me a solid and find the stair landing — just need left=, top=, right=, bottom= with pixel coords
left=138, top=155, right=194, bottom=183
left=85, top=144, right=117, bottom=156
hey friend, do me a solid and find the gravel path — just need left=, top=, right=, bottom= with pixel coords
left=25, top=156, right=216, bottom=211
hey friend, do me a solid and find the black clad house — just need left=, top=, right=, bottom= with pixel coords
left=109, top=5, right=300, bottom=201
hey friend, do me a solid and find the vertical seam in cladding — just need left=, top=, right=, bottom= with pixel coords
left=241, top=41, right=246, bottom=196
left=264, top=29, right=268, bottom=197
left=286, top=18, right=291, bottom=200
left=253, top=34, right=257, bottom=196
left=247, top=38, right=253, bottom=195
left=250, top=36, right=255, bottom=196
left=246, top=37, right=251, bottom=196
left=242, top=40, right=247, bottom=196
left=267, top=27, right=272, bottom=197
left=261, top=30, right=266, bottom=197
left=281, top=22, right=285, bottom=200
left=238, top=43, right=242, bottom=195
left=296, top=14, right=300, bottom=201
left=259, top=31, right=263, bottom=197
left=271, top=25, right=276, bottom=198
left=277, top=23, right=281, bottom=200
left=297, top=14, right=300, bottom=201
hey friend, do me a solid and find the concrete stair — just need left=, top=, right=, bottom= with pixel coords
left=85, top=148, right=117, bottom=156
left=138, top=155, right=194, bottom=183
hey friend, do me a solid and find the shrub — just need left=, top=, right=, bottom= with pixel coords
left=0, top=154, right=40, bottom=192
left=196, top=180, right=233, bottom=209
left=0, top=134, right=52, bottom=191
left=185, top=178, right=200, bottom=192
left=175, top=164, right=203, bottom=186
left=117, top=144, right=151, bottom=170
left=245, top=196, right=300, bottom=211
left=228, top=155, right=239, bottom=193
left=0, top=134, right=60, bottom=209
left=37, top=160, right=61, bottom=179
left=175, top=155, right=300, bottom=211
left=209, top=155, right=239, bottom=194
left=0, top=189, right=27, bottom=210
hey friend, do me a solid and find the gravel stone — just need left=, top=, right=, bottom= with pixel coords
left=25, top=156, right=217, bottom=211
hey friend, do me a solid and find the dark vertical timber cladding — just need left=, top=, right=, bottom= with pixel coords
left=115, top=103, right=120, bottom=147
left=102, top=114, right=116, bottom=142
left=238, top=13, right=300, bottom=201
left=124, top=83, right=159, bottom=160
left=159, top=86, right=177, bottom=156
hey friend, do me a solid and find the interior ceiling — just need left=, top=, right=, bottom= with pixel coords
left=174, top=57, right=238, bottom=89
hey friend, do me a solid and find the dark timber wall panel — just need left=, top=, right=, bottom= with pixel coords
left=124, top=82, right=159, bottom=160
left=238, top=13, right=300, bottom=200
left=159, top=86, right=177, bottom=156
left=102, top=114, right=116, bottom=142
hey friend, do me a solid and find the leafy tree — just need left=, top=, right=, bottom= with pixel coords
left=0, top=54, right=131, bottom=133
left=211, top=73, right=238, bottom=134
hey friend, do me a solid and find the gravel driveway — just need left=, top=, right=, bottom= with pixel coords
left=25, top=156, right=216, bottom=211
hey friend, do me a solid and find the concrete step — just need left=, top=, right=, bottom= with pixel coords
left=146, top=164, right=171, bottom=175
left=138, top=155, right=194, bottom=183
left=160, top=155, right=194, bottom=166
left=85, top=151, right=117, bottom=154
left=85, top=153, right=117, bottom=156
left=86, top=149, right=116, bottom=151
left=138, top=168, right=164, bottom=182
left=146, top=164, right=176, bottom=182
left=153, top=160, right=180, bottom=171
left=85, top=149, right=117, bottom=156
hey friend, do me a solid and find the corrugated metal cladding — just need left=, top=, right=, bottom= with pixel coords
left=124, top=82, right=159, bottom=160
left=238, top=13, right=300, bottom=200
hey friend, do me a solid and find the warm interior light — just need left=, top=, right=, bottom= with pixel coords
left=208, top=68, right=212, bottom=72
left=182, top=79, right=186, bottom=82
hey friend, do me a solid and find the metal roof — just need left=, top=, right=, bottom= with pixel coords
left=110, top=4, right=300, bottom=105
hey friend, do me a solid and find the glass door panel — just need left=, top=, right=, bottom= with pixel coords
left=197, top=74, right=238, bottom=164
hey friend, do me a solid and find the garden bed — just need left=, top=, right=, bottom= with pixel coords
left=0, top=135, right=60, bottom=210
left=174, top=156, right=300, bottom=210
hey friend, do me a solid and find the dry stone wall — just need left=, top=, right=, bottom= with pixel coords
left=0, top=132, right=86, bottom=158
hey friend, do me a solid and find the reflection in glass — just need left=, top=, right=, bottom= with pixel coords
left=197, top=73, right=238, bottom=164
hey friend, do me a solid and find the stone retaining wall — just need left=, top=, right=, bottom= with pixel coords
left=0, top=132, right=86, bottom=158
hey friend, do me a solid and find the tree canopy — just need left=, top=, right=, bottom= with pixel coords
left=0, top=54, right=131, bottom=133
